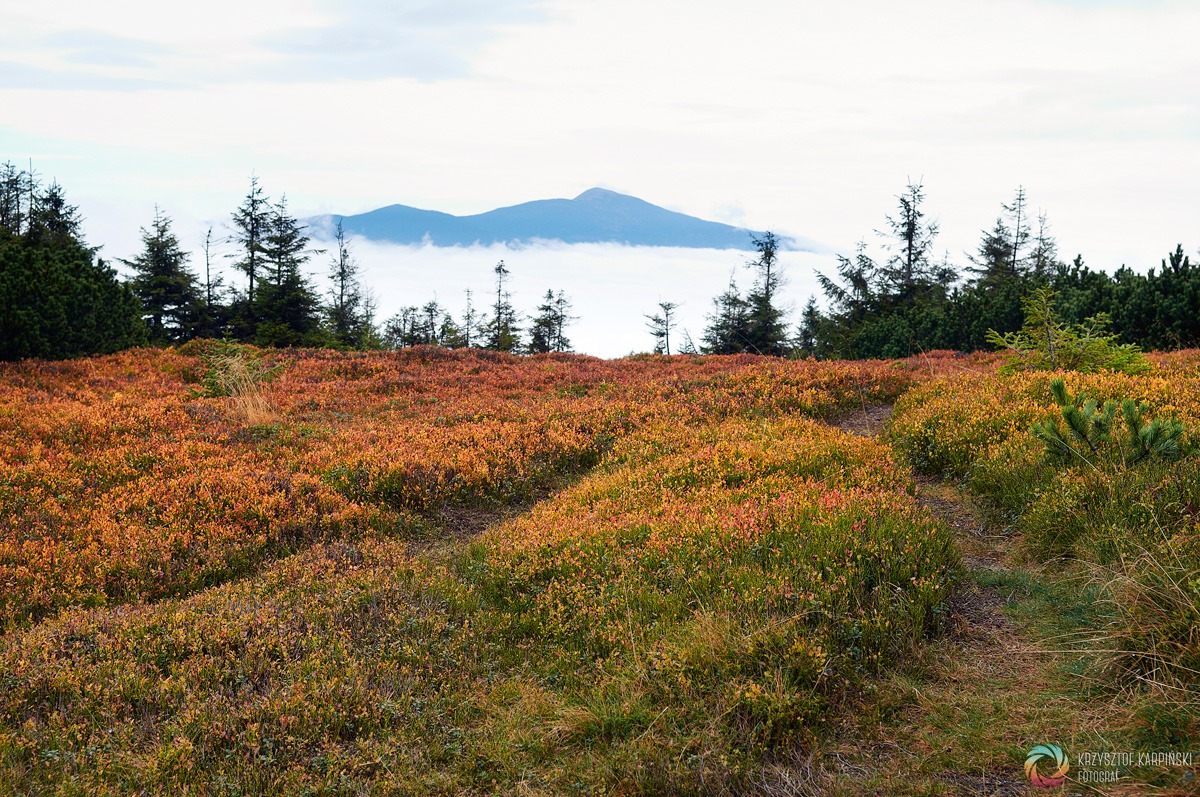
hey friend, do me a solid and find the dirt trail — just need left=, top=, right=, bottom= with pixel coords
left=829, top=405, right=1044, bottom=795
left=827, top=404, right=1169, bottom=796
left=833, top=404, right=1013, bottom=622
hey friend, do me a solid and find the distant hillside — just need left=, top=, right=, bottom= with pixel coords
left=308, top=188, right=811, bottom=251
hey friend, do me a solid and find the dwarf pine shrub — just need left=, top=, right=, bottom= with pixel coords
left=1033, top=378, right=1186, bottom=470
left=987, top=286, right=1148, bottom=375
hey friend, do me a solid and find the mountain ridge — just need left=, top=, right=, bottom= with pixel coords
left=307, top=188, right=813, bottom=251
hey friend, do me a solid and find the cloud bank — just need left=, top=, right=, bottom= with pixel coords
left=320, top=239, right=834, bottom=358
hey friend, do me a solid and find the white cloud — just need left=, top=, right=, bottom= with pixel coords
left=322, top=239, right=833, bottom=357
left=2, top=0, right=1198, bottom=297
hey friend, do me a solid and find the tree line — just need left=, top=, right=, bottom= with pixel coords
left=656, top=182, right=1199, bottom=360
left=0, top=167, right=578, bottom=360
left=2, top=163, right=1196, bottom=362
left=797, top=183, right=1200, bottom=358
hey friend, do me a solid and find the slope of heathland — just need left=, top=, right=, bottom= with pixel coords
left=0, top=347, right=1196, bottom=794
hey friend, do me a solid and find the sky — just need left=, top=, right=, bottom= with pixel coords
left=2, top=0, right=1198, bottom=356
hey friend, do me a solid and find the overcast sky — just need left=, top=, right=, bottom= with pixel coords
left=2, top=0, right=1198, bottom=355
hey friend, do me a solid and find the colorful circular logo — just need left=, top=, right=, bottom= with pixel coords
left=1026, top=744, right=1070, bottom=788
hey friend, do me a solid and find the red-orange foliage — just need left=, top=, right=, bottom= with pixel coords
left=0, top=346, right=946, bottom=628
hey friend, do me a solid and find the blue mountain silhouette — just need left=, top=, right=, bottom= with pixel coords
left=310, top=188, right=806, bottom=251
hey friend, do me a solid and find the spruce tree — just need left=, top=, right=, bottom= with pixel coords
left=325, top=220, right=375, bottom=348
left=551, top=290, right=574, bottom=352
left=122, top=207, right=202, bottom=345
left=382, top=306, right=420, bottom=348
left=0, top=171, right=144, bottom=360
left=229, top=176, right=269, bottom=307
left=528, top=289, right=574, bottom=353
left=701, top=276, right=750, bottom=354
left=795, top=297, right=823, bottom=358
left=967, top=187, right=1036, bottom=287
left=420, top=300, right=443, bottom=345
left=743, top=231, right=789, bottom=355
left=1027, top=212, right=1060, bottom=279
left=877, top=181, right=945, bottom=301
left=193, top=225, right=227, bottom=339
left=252, top=196, right=324, bottom=347
left=460, top=288, right=478, bottom=348
left=0, top=162, right=33, bottom=237
left=645, top=300, right=679, bottom=354
left=528, top=290, right=558, bottom=354
left=481, top=260, right=521, bottom=353
left=439, top=312, right=467, bottom=348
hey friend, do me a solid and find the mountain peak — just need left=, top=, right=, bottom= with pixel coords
left=573, top=187, right=626, bottom=201
left=311, top=190, right=810, bottom=251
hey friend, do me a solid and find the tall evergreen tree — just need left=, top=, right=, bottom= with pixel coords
left=0, top=162, right=33, bottom=237
left=122, top=207, right=201, bottom=345
left=382, top=299, right=460, bottom=348
left=1004, top=186, right=1031, bottom=275
left=877, top=181, right=947, bottom=300
left=1027, top=211, right=1060, bottom=279
left=460, top=288, right=479, bottom=348
left=795, top=297, right=824, bottom=358
left=816, top=242, right=881, bottom=326
left=481, top=260, right=521, bottom=353
left=528, top=290, right=558, bottom=354
left=743, top=231, right=789, bottom=355
left=967, top=187, right=1036, bottom=287
left=382, top=306, right=420, bottom=348
left=551, top=290, right=574, bottom=352
left=253, top=196, right=324, bottom=347
left=192, top=225, right=227, bottom=339
left=528, top=289, right=575, bottom=353
left=701, top=275, right=750, bottom=354
left=967, top=218, right=1016, bottom=286
left=325, top=220, right=375, bottom=348
left=27, top=181, right=85, bottom=247
left=229, top=175, right=269, bottom=307
left=645, top=300, right=679, bottom=354
left=0, top=171, right=144, bottom=360
left=439, top=311, right=467, bottom=348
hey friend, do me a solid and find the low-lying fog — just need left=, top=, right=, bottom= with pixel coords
left=345, top=239, right=835, bottom=358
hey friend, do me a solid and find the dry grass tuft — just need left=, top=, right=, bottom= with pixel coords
left=195, top=341, right=279, bottom=425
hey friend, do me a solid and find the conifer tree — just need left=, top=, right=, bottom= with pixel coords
left=420, top=300, right=443, bottom=345
left=645, top=300, right=679, bottom=354
left=193, top=225, right=227, bottom=339
left=439, top=312, right=467, bottom=348
left=0, top=162, right=33, bottom=237
left=795, top=297, right=823, bottom=358
left=743, top=231, right=789, bottom=355
left=701, top=275, right=750, bottom=354
left=815, top=241, right=882, bottom=334
left=459, top=288, right=478, bottom=348
left=528, top=289, right=574, bottom=353
left=877, top=181, right=946, bottom=301
left=528, top=290, right=558, bottom=354
left=382, top=306, right=420, bottom=348
left=252, top=195, right=324, bottom=347
left=27, top=181, right=85, bottom=247
left=481, top=260, right=521, bottom=353
left=229, top=176, right=269, bottom=306
left=121, top=207, right=202, bottom=345
left=968, top=187, right=1035, bottom=286
left=551, top=290, right=574, bottom=352
left=1027, top=211, right=1060, bottom=279
left=1004, top=186, right=1031, bottom=275
left=325, top=220, right=375, bottom=348
left=0, top=171, right=144, bottom=360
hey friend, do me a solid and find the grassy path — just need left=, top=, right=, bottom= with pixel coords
left=819, top=405, right=1173, bottom=796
